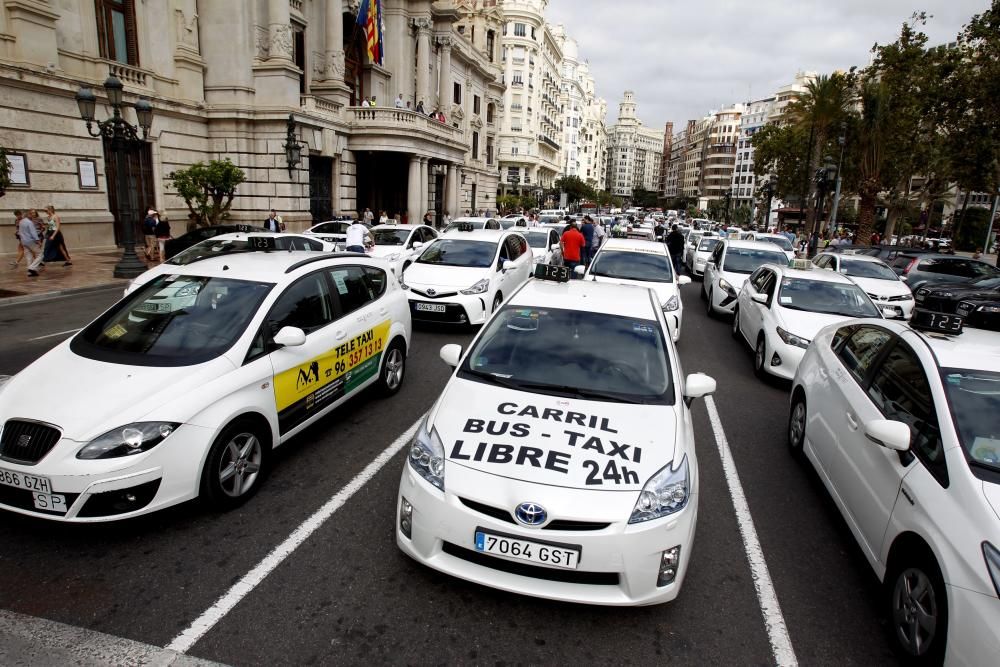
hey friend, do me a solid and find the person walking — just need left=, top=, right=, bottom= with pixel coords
left=441, top=210, right=451, bottom=229
left=345, top=219, right=371, bottom=253
left=17, top=209, right=43, bottom=277
left=363, top=207, right=374, bottom=225
left=560, top=219, right=585, bottom=277
left=154, top=212, right=171, bottom=263
left=142, top=208, right=159, bottom=260
left=9, top=210, right=24, bottom=268
left=580, top=215, right=595, bottom=265
left=42, top=205, right=72, bottom=266
left=594, top=218, right=606, bottom=249
left=379, top=210, right=389, bottom=224
left=422, top=211, right=434, bottom=227
left=666, top=224, right=685, bottom=275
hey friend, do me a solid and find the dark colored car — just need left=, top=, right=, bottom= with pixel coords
left=827, top=244, right=932, bottom=262
left=888, top=253, right=1000, bottom=291
left=914, top=277, right=1000, bottom=330
left=162, top=224, right=268, bottom=260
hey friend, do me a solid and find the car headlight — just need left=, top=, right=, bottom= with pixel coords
left=385, top=252, right=401, bottom=262
left=776, top=327, right=810, bottom=349
left=895, top=293, right=913, bottom=302
left=533, top=255, right=544, bottom=263
left=460, top=278, right=490, bottom=295
left=984, top=542, right=1000, bottom=598
left=408, top=420, right=445, bottom=490
left=77, top=422, right=180, bottom=459
left=719, top=278, right=736, bottom=296
left=661, top=294, right=680, bottom=311
left=629, top=455, right=689, bottom=524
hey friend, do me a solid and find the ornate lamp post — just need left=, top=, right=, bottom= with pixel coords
left=761, top=175, right=777, bottom=229
left=813, top=156, right=836, bottom=235
left=75, top=75, right=153, bottom=278
left=723, top=188, right=733, bottom=225
left=283, top=114, right=303, bottom=178
left=828, top=123, right=847, bottom=234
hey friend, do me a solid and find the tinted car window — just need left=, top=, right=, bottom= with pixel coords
left=590, top=250, right=674, bottom=283
left=723, top=247, right=789, bottom=274
left=268, top=273, right=334, bottom=334
left=329, top=266, right=376, bottom=316
left=363, top=266, right=388, bottom=298
left=838, top=326, right=892, bottom=382
left=417, top=239, right=496, bottom=268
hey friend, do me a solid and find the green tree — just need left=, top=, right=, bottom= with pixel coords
left=853, top=80, right=894, bottom=247
left=631, top=187, right=659, bottom=208
left=169, top=159, right=246, bottom=227
left=496, top=194, right=519, bottom=213
left=518, top=194, right=538, bottom=210
left=733, top=204, right=753, bottom=226
left=751, top=123, right=810, bottom=202
left=553, top=175, right=596, bottom=204
left=0, top=147, right=10, bottom=197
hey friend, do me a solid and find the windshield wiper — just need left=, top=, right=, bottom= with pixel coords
left=516, top=381, right=644, bottom=404
left=462, top=368, right=524, bottom=390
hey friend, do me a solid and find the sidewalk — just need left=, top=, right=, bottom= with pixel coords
left=0, top=246, right=148, bottom=305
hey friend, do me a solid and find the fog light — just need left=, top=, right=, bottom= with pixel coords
left=657, top=546, right=681, bottom=586
left=399, top=496, right=413, bottom=539
left=770, top=352, right=782, bottom=367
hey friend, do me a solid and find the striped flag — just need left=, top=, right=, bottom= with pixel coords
left=356, top=0, right=384, bottom=66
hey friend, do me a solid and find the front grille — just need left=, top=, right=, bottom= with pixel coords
left=411, top=288, right=458, bottom=299
left=442, top=542, right=620, bottom=585
left=545, top=519, right=611, bottom=531
left=459, top=497, right=611, bottom=532
left=0, top=420, right=62, bottom=465
left=460, top=497, right=515, bottom=524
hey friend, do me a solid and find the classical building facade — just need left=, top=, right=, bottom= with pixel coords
left=551, top=25, right=606, bottom=192
left=0, top=0, right=502, bottom=255
left=605, top=91, right=663, bottom=200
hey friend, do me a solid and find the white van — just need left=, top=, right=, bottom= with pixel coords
left=538, top=209, right=566, bottom=218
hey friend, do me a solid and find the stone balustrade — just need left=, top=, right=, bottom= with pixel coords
left=108, top=61, right=148, bottom=87
left=349, top=107, right=464, bottom=140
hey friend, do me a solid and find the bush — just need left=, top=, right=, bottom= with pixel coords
left=169, top=159, right=246, bottom=227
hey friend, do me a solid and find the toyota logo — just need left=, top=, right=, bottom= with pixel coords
left=514, top=502, right=547, bottom=527
left=426, top=288, right=437, bottom=296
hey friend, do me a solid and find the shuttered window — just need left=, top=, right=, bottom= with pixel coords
left=95, top=0, right=139, bottom=65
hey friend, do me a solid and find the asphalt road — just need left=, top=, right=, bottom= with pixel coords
left=0, top=283, right=899, bottom=665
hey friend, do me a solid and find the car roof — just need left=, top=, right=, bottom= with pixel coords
left=828, top=252, right=889, bottom=264
left=371, top=224, right=421, bottom=231
left=768, top=263, right=856, bottom=284
left=154, top=251, right=378, bottom=283
left=598, top=238, right=669, bottom=255
left=509, top=277, right=658, bottom=320
left=723, top=240, right=788, bottom=252
left=909, top=327, right=1000, bottom=373
left=439, top=229, right=508, bottom=241
left=451, top=217, right=495, bottom=223
left=209, top=232, right=314, bottom=241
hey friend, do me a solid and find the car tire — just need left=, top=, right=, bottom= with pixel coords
left=885, top=551, right=948, bottom=665
left=377, top=338, right=406, bottom=397
left=700, top=283, right=707, bottom=301
left=788, top=392, right=806, bottom=458
left=705, top=289, right=715, bottom=317
left=201, top=417, right=270, bottom=511
left=731, top=306, right=741, bottom=339
left=754, top=334, right=767, bottom=378
left=492, top=293, right=503, bottom=314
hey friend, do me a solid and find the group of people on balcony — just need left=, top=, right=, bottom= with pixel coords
left=366, top=93, right=446, bottom=123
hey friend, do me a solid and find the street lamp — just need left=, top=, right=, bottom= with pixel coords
left=284, top=114, right=303, bottom=178
left=723, top=188, right=733, bottom=225
left=761, top=175, right=777, bottom=229
left=828, top=123, right=847, bottom=234
left=814, top=156, right=836, bottom=233
left=75, top=75, right=153, bottom=279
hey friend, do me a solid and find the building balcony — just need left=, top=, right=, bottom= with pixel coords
left=537, top=134, right=561, bottom=150
left=347, top=107, right=468, bottom=162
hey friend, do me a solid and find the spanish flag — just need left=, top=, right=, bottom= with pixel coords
left=356, top=0, right=384, bottom=66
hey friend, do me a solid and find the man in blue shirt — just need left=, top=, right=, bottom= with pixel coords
left=580, top=215, right=595, bottom=265
left=17, top=209, right=43, bottom=276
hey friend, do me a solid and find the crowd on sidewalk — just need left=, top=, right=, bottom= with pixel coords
left=10, top=206, right=73, bottom=278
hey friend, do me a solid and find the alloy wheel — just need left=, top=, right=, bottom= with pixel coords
left=218, top=432, right=263, bottom=498
left=891, top=567, right=939, bottom=657
left=384, top=346, right=404, bottom=390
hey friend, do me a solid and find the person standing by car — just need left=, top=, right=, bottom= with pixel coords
left=142, top=208, right=159, bottom=260
left=666, top=223, right=685, bottom=275
left=264, top=209, right=284, bottom=233
left=17, top=209, right=43, bottom=277
left=345, top=219, right=371, bottom=253
left=580, top=215, right=595, bottom=265
left=154, top=212, right=171, bottom=263
left=561, top=219, right=585, bottom=276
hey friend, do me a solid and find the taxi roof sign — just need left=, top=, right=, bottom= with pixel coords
left=534, top=263, right=570, bottom=283
left=790, top=258, right=812, bottom=270
left=457, top=221, right=475, bottom=232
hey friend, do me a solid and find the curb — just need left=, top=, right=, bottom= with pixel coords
left=0, top=282, right=125, bottom=308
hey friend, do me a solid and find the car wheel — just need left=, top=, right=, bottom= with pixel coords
left=754, top=334, right=767, bottom=378
left=377, top=338, right=406, bottom=396
left=492, top=293, right=503, bottom=313
left=788, top=393, right=806, bottom=458
left=705, top=289, right=715, bottom=317
left=201, top=418, right=269, bottom=510
left=886, top=553, right=948, bottom=664
left=731, top=306, right=741, bottom=339
left=700, top=283, right=707, bottom=301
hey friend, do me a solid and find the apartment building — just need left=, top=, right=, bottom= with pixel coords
left=605, top=91, right=664, bottom=199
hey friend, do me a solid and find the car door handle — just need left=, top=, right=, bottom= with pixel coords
left=818, top=367, right=828, bottom=380
left=335, top=330, right=347, bottom=341
left=845, top=412, right=858, bottom=430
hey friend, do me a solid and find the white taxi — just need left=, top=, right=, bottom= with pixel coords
left=401, top=227, right=533, bottom=325
left=396, top=264, right=717, bottom=605
left=747, top=232, right=796, bottom=262
left=689, top=235, right=722, bottom=278
left=733, top=261, right=882, bottom=380
left=303, top=218, right=359, bottom=245
left=523, top=227, right=563, bottom=265
left=813, top=252, right=914, bottom=319
left=0, top=245, right=411, bottom=522
left=367, top=224, right=439, bottom=277
left=789, top=313, right=1000, bottom=665
left=583, top=238, right=691, bottom=342
left=702, top=240, right=789, bottom=317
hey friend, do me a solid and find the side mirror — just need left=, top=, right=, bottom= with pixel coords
left=411, top=241, right=424, bottom=250
left=501, top=260, right=514, bottom=272
left=751, top=293, right=768, bottom=305
left=550, top=243, right=560, bottom=251
left=273, top=326, right=306, bottom=347
left=706, top=261, right=715, bottom=269
left=677, top=275, right=692, bottom=286
left=683, top=373, right=717, bottom=407
left=573, top=265, right=586, bottom=277
left=440, top=343, right=463, bottom=368
left=864, top=419, right=911, bottom=452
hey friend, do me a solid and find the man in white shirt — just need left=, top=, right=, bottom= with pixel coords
left=345, top=220, right=371, bottom=253
left=394, top=94, right=404, bottom=109
left=363, top=208, right=374, bottom=224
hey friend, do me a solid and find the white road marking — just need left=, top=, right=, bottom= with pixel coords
left=28, top=328, right=81, bottom=341
left=704, top=395, right=798, bottom=667
left=166, top=415, right=425, bottom=654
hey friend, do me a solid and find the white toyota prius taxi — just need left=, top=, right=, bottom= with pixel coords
left=0, top=242, right=411, bottom=522
left=396, top=264, right=717, bottom=605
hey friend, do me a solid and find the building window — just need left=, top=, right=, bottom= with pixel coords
left=95, top=0, right=139, bottom=65
left=457, top=25, right=465, bottom=34
left=486, top=103, right=495, bottom=124
left=472, top=132, right=479, bottom=159
left=473, top=95, right=481, bottom=115
left=514, top=23, right=526, bottom=37
left=486, top=137, right=494, bottom=165
left=453, top=82, right=462, bottom=105
left=531, top=26, right=536, bottom=39
left=486, top=30, right=495, bottom=62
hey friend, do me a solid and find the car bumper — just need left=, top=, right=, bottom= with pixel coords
left=765, top=337, right=806, bottom=380
left=406, top=292, right=489, bottom=325
left=713, top=289, right=738, bottom=314
left=944, top=584, right=1000, bottom=666
left=693, top=260, right=706, bottom=276
left=396, top=466, right=698, bottom=606
left=0, top=423, right=211, bottom=522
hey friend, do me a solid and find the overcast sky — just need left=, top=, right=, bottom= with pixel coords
left=546, top=0, right=989, bottom=130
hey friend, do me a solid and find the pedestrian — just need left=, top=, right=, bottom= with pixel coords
left=666, top=224, right=685, bottom=275
left=406, top=101, right=412, bottom=110
left=594, top=217, right=606, bottom=248
left=394, top=93, right=404, bottom=109
left=142, top=208, right=159, bottom=260
left=362, top=207, right=374, bottom=225
left=361, top=96, right=371, bottom=108
left=17, top=209, right=43, bottom=277
left=580, top=215, right=595, bottom=265
left=416, top=100, right=425, bottom=114
left=9, top=210, right=24, bottom=268
left=560, top=218, right=585, bottom=277
left=379, top=210, right=389, bottom=224
left=441, top=210, right=451, bottom=229
left=973, top=247, right=983, bottom=260
left=42, top=205, right=72, bottom=266
left=155, top=212, right=171, bottom=262
left=422, top=210, right=434, bottom=227
left=808, top=231, right=819, bottom=257
left=264, top=209, right=282, bottom=233
left=345, top=218, right=371, bottom=253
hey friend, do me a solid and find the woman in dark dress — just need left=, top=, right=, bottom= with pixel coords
left=43, top=205, right=72, bottom=265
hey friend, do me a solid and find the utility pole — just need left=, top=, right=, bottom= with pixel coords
left=828, top=124, right=847, bottom=235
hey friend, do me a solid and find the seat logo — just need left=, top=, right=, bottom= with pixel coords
left=16, top=434, right=31, bottom=448
left=514, top=502, right=547, bottom=526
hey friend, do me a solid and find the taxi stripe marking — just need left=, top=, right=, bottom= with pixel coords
left=166, top=415, right=425, bottom=654
left=704, top=395, right=798, bottom=667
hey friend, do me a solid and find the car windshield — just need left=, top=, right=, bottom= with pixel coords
left=941, top=369, right=1000, bottom=473
left=499, top=219, right=525, bottom=229
left=969, top=277, right=1000, bottom=290
left=71, top=275, right=273, bottom=367
left=313, top=222, right=350, bottom=234
left=417, top=239, right=496, bottom=268
left=760, top=236, right=793, bottom=251
left=590, top=250, right=674, bottom=283
left=723, top=247, right=788, bottom=274
left=167, top=237, right=319, bottom=265
left=525, top=232, right=551, bottom=249
left=372, top=229, right=410, bottom=246
left=776, top=278, right=881, bottom=317
left=459, top=307, right=673, bottom=404
left=698, top=238, right=720, bottom=252
left=839, top=258, right=898, bottom=280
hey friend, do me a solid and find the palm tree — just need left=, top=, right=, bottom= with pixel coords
left=855, top=80, right=893, bottom=246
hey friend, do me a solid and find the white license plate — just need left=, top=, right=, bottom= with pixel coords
left=0, top=467, right=52, bottom=494
left=415, top=303, right=447, bottom=313
left=474, top=530, right=580, bottom=570
left=32, top=492, right=67, bottom=513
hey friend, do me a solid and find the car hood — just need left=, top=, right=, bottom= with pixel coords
left=368, top=245, right=408, bottom=259
left=0, top=341, right=236, bottom=441
left=775, top=308, right=861, bottom=340
left=403, top=263, right=490, bottom=290
left=586, top=275, right=674, bottom=302
left=926, top=284, right=998, bottom=300
left=848, top=276, right=909, bottom=296
left=719, top=270, right=752, bottom=290
left=431, top=378, right=678, bottom=491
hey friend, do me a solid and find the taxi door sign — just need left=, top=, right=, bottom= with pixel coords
left=274, top=320, right=391, bottom=433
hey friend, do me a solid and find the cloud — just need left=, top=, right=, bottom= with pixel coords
left=545, top=0, right=988, bottom=129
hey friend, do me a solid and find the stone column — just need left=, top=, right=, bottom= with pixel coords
left=447, top=164, right=460, bottom=217
left=268, top=0, right=293, bottom=61
left=419, top=158, right=430, bottom=219
left=407, top=156, right=422, bottom=223
left=436, top=35, right=452, bottom=113
left=412, top=17, right=432, bottom=107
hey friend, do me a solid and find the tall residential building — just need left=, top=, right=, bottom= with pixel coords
left=732, top=97, right=776, bottom=210
left=680, top=116, right=711, bottom=201
left=605, top=91, right=664, bottom=199
left=662, top=125, right=687, bottom=200
left=699, top=104, right=744, bottom=206
left=578, top=61, right=608, bottom=191
left=658, top=122, right=673, bottom=199
left=0, top=0, right=505, bottom=255
left=768, top=71, right=818, bottom=124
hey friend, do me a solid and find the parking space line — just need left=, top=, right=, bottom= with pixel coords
left=166, top=415, right=425, bottom=654
left=704, top=396, right=798, bottom=667
left=27, top=328, right=81, bottom=341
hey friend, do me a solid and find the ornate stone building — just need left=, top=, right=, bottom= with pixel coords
left=0, top=0, right=502, bottom=254
left=604, top=91, right=663, bottom=200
